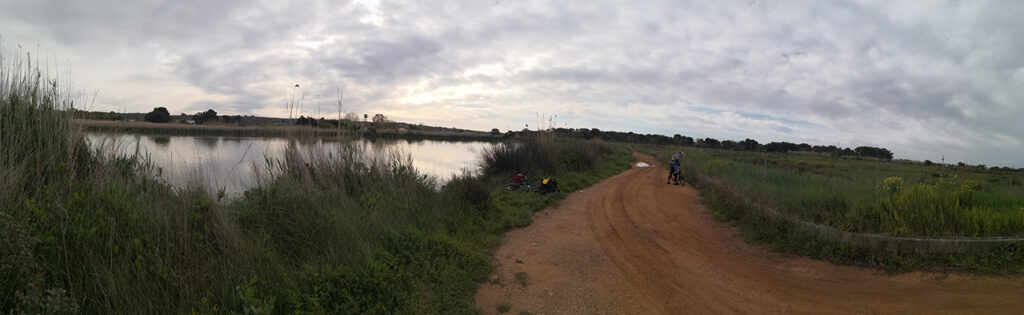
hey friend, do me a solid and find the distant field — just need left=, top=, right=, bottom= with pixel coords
left=646, top=146, right=1024, bottom=237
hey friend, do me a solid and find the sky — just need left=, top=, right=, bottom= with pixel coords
left=1, top=0, right=1022, bottom=167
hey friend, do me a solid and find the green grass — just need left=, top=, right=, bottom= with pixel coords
left=695, top=185, right=1024, bottom=274
left=513, top=271, right=528, bottom=287
left=0, top=45, right=633, bottom=313
left=639, top=144, right=1024, bottom=273
left=496, top=302, right=511, bottom=313
left=644, top=146, right=1024, bottom=237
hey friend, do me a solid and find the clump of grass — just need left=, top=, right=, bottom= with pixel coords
left=0, top=42, right=90, bottom=204
left=514, top=271, right=528, bottom=286
left=496, top=302, right=511, bottom=313
left=481, top=133, right=609, bottom=177
left=444, top=171, right=492, bottom=208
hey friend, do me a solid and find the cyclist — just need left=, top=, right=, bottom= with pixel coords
left=667, top=151, right=683, bottom=185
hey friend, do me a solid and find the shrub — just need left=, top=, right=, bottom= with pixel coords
left=444, top=172, right=491, bottom=208
left=144, top=107, right=172, bottom=123
left=497, top=302, right=511, bottom=313
left=514, top=271, right=528, bottom=286
left=480, top=134, right=608, bottom=176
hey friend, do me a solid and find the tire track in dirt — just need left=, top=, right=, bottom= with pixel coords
left=475, top=152, right=1024, bottom=314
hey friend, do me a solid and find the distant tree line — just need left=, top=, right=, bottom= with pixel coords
left=190, top=109, right=218, bottom=124
left=508, top=127, right=895, bottom=160
left=71, top=109, right=124, bottom=121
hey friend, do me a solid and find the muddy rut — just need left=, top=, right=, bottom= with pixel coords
left=474, top=153, right=1024, bottom=314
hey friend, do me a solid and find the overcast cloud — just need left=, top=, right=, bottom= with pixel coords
left=2, top=0, right=1022, bottom=166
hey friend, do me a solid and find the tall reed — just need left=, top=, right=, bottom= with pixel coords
left=0, top=42, right=90, bottom=203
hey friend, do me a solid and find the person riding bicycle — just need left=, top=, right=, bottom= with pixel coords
left=667, top=151, right=683, bottom=185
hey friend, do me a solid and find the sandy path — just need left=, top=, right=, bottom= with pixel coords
left=474, top=153, right=1024, bottom=314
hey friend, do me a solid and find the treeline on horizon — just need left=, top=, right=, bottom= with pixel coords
left=509, top=127, right=897, bottom=161
left=519, top=127, right=1022, bottom=173
left=85, top=106, right=893, bottom=162
left=73, top=108, right=483, bottom=134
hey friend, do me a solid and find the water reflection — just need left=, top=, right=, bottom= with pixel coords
left=152, top=136, right=170, bottom=147
left=85, top=133, right=493, bottom=199
left=193, top=137, right=219, bottom=149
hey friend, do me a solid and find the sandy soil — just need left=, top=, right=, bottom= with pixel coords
left=474, top=153, right=1024, bottom=314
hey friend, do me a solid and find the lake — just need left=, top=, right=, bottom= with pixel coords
left=86, top=133, right=495, bottom=199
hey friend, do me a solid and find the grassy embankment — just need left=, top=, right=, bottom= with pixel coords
left=0, top=47, right=631, bottom=313
left=642, top=145, right=1024, bottom=273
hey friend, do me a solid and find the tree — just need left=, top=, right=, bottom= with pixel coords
left=698, top=138, right=720, bottom=148
left=764, top=141, right=799, bottom=153
left=344, top=112, right=360, bottom=121
left=191, top=109, right=218, bottom=124
left=854, top=146, right=894, bottom=160
left=144, top=107, right=171, bottom=123
left=680, top=136, right=695, bottom=146
left=740, top=138, right=760, bottom=151
left=363, top=113, right=368, bottom=121
left=371, top=113, right=389, bottom=123
left=490, top=128, right=501, bottom=135
left=106, top=111, right=123, bottom=121
left=721, top=140, right=738, bottom=150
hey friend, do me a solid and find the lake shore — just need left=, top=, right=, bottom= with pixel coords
left=76, top=119, right=506, bottom=142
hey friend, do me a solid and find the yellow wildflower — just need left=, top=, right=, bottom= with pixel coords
left=879, top=176, right=903, bottom=193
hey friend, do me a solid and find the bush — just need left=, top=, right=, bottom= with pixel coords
left=497, top=302, right=511, bottom=313
left=144, top=107, right=171, bottom=123
left=444, top=172, right=491, bottom=208
left=480, top=134, right=609, bottom=176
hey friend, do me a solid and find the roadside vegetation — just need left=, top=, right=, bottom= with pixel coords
left=642, top=145, right=1024, bottom=273
left=680, top=149, right=1024, bottom=237
left=0, top=46, right=631, bottom=313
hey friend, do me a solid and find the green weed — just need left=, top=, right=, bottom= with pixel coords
left=497, top=302, right=511, bottom=313
left=514, top=271, right=528, bottom=287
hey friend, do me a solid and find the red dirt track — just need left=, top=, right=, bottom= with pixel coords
left=475, top=153, right=1024, bottom=314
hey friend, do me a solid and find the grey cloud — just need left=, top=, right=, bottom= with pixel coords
left=2, top=0, right=1022, bottom=166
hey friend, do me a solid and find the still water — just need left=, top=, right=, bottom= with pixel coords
left=86, top=133, right=494, bottom=199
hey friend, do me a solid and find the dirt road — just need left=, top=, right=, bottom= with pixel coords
left=475, top=153, right=1024, bottom=314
